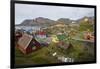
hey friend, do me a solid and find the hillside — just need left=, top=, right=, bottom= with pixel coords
left=16, top=16, right=94, bottom=27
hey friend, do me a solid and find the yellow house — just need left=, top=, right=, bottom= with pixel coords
left=51, top=35, right=59, bottom=43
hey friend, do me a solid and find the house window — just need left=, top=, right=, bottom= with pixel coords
left=32, top=46, right=36, bottom=50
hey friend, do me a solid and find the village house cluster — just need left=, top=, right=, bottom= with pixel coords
left=15, top=25, right=94, bottom=54
left=15, top=27, right=52, bottom=54
left=15, top=16, right=95, bottom=64
left=15, top=25, right=74, bottom=55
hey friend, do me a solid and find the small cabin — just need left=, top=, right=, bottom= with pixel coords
left=84, top=31, right=94, bottom=41
left=17, top=33, right=41, bottom=54
left=57, top=41, right=72, bottom=50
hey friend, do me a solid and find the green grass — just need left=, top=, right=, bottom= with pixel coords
left=15, top=39, right=95, bottom=65
left=15, top=43, right=61, bottom=65
left=67, top=40, right=95, bottom=62
left=15, top=32, right=95, bottom=66
left=15, top=20, right=95, bottom=66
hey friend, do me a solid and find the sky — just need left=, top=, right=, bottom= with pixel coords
left=15, top=3, right=94, bottom=24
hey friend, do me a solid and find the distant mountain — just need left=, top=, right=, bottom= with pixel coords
left=17, top=19, right=36, bottom=26
left=57, top=18, right=72, bottom=24
left=16, top=17, right=56, bottom=27
left=35, top=17, right=55, bottom=24
left=16, top=16, right=94, bottom=27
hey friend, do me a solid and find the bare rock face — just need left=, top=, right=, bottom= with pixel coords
left=19, top=20, right=34, bottom=26
left=35, top=17, right=55, bottom=24
left=16, top=17, right=55, bottom=27
left=35, top=17, right=47, bottom=23
left=57, top=18, right=72, bottom=24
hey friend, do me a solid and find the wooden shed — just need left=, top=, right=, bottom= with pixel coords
left=17, top=33, right=41, bottom=54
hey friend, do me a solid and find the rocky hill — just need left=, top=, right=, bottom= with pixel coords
left=16, top=16, right=94, bottom=27
left=16, top=17, right=56, bottom=27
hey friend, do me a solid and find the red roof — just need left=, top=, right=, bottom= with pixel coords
left=38, top=31, right=46, bottom=35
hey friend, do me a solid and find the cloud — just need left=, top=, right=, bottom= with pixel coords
left=15, top=3, right=94, bottom=24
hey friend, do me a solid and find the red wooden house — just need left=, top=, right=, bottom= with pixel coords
left=36, top=30, right=47, bottom=38
left=17, top=33, right=41, bottom=54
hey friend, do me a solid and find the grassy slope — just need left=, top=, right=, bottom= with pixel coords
left=15, top=43, right=62, bottom=65
left=15, top=39, right=94, bottom=65
left=15, top=21, right=95, bottom=65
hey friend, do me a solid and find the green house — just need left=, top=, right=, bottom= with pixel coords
left=57, top=34, right=67, bottom=41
